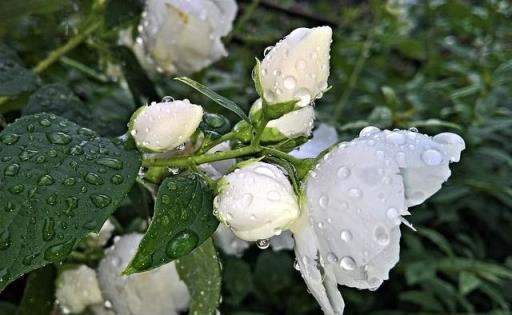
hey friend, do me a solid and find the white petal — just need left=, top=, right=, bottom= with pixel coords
left=293, top=216, right=345, bottom=315
left=305, top=139, right=407, bottom=290
left=291, top=123, right=338, bottom=158
left=55, top=265, right=103, bottom=314
left=97, top=234, right=190, bottom=315
left=270, top=230, right=295, bottom=251
left=213, top=224, right=250, bottom=257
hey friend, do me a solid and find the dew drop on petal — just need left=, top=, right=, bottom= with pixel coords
left=340, top=229, right=353, bottom=242
left=256, top=239, right=270, bottom=249
left=339, top=256, right=356, bottom=271
left=421, top=148, right=443, bottom=166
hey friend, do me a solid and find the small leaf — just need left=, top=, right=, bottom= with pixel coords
left=459, top=271, right=481, bottom=295
left=175, top=77, right=249, bottom=122
left=0, top=44, right=38, bottom=97
left=176, top=238, right=221, bottom=315
left=199, top=113, right=231, bottom=139
left=253, top=58, right=264, bottom=98
left=104, top=0, right=144, bottom=29
left=0, top=113, right=141, bottom=291
left=124, top=172, right=218, bottom=274
left=16, top=266, right=56, bottom=315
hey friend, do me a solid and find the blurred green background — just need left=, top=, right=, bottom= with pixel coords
left=0, top=0, right=511, bottom=314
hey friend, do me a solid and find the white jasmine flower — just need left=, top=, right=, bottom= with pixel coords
left=250, top=98, right=315, bottom=142
left=214, top=162, right=300, bottom=241
left=97, top=234, right=190, bottom=315
left=270, top=230, right=295, bottom=251
left=55, top=265, right=104, bottom=314
left=129, top=99, right=203, bottom=153
left=290, top=127, right=465, bottom=315
left=140, top=0, right=238, bottom=74
left=200, top=141, right=236, bottom=180
left=291, top=123, right=338, bottom=159
left=259, top=26, right=332, bottom=106
left=213, top=224, right=250, bottom=257
left=85, top=219, right=115, bottom=248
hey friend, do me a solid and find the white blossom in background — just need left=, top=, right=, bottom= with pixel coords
left=290, top=127, right=465, bottom=315
left=129, top=99, right=203, bottom=153
left=291, top=123, right=338, bottom=159
left=214, top=162, right=300, bottom=241
left=200, top=141, right=236, bottom=180
left=85, top=219, right=115, bottom=248
left=55, top=265, right=104, bottom=314
left=97, top=234, right=190, bottom=315
left=250, top=98, right=315, bottom=141
left=259, top=26, right=332, bottom=106
left=214, top=224, right=250, bottom=257
left=139, top=0, right=238, bottom=74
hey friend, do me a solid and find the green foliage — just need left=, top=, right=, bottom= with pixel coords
left=176, top=238, right=221, bottom=315
left=104, top=0, right=144, bottom=29
left=0, top=45, right=37, bottom=97
left=16, top=266, right=55, bottom=315
left=124, top=172, right=218, bottom=274
left=0, top=113, right=140, bottom=291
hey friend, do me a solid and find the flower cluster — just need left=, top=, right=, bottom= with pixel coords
left=126, top=25, right=465, bottom=315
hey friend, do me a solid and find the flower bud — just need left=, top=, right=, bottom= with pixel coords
left=250, top=98, right=315, bottom=142
left=130, top=99, right=203, bottom=152
left=140, top=0, right=237, bottom=74
left=98, top=234, right=190, bottom=315
left=55, top=265, right=103, bottom=314
left=258, top=26, right=332, bottom=106
left=214, top=162, right=300, bottom=241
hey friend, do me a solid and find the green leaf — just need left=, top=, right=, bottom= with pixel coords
left=0, top=44, right=38, bottom=97
left=124, top=172, right=218, bottom=274
left=175, top=77, right=249, bottom=122
left=253, top=58, right=264, bottom=99
left=0, top=302, right=17, bottom=315
left=0, top=113, right=141, bottom=291
left=176, top=238, right=221, bottom=315
left=105, top=0, right=144, bottom=29
left=458, top=271, right=481, bottom=295
left=254, top=251, right=293, bottom=294
left=22, top=84, right=90, bottom=126
left=16, top=266, right=56, bottom=315
left=110, top=46, right=159, bottom=105
left=223, top=257, right=253, bottom=305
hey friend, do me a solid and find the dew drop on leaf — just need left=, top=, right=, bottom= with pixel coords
left=43, top=238, right=75, bottom=262
left=166, top=230, right=199, bottom=258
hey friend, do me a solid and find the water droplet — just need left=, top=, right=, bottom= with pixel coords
left=69, top=145, right=83, bottom=156
left=111, top=174, right=124, bottom=185
left=283, top=76, right=297, bottom=90
left=22, top=253, right=37, bottom=266
left=386, top=132, right=405, bottom=145
left=44, top=238, right=75, bottom=262
left=386, top=208, right=399, bottom=220
left=46, top=132, right=72, bottom=145
left=161, top=96, right=175, bottom=102
left=408, top=127, right=418, bottom=133
left=46, top=194, right=57, bottom=206
left=374, top=225, right=390, bottom=246
left=63, top=177, right=76, bottom=186
left=336, top=166, right=350, bottom=179
left=38, top=174, right=55, bottom=186
left=42, top=218, right=55, bottom=241
left=4, top=202, right=15, bottom=213
left=359, top=126, right=380, bottom=137
left=421, top=148, right=443, bottom=166
left=319, top=195, right=329, bottom=208
left=348, top=188, right=362, bottom=198
left=340, top=229, right=353, bottom=242
left=39, top=119, right=51, bottom=127
left=293, top=259, right=300, bottom=270
left=96, top=157, right=123, bottom=170
left=8, top=184, right=24, bottom=194
left=166, top=230, right=199, bottom=258
left=0, top=133, right=20, bottom=145
left=327, top=252, right=338, bottom=264
left=90, top=194, right=112, bottom=209
left=161, top=194, right=171, bottom=205
left=19, top=150, right=38, bottom=161
left=256, top=239, right=270, bottom=249
left=84, top=172, right=104, bottom=185
left=339, top=256, right=356, bottom=271
left=0, top=231, right=10, bottom=250
left=4, top=163, right=20, bottom=177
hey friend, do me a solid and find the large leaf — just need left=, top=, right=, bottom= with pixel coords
left=123, top=172, right=218, bottom=274
left=0, top=44, right=38, bottom=97
left=16, top=266, right=56, bottom=315
left=0, top=113, right=141, bottom=291
left=176, top=239, right=221, bottom=315
left=175, top=77, right=249, bottom=122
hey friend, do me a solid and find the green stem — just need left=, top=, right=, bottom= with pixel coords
left=199, top=130, right=242, bottom=154
left=33, top=21, right=102, bottom=74
left=251, top=116, right=269, bottom=146
left=60, top=56, right=110, bottom=83
left=143, top=145, right=262, bottom=168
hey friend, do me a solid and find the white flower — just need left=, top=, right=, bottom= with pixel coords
left=85, top=219, right=115, bottom=248
left=130, top=99, right=203, bottom=153
left=214, top=162, right=300, bottom=241
left=250, top=98, right=315, bottom=141
left=97, top=234, right=190, bottom=315
left=259, top=26, right=332, bottom=106
left=213, top=224, right=250, bottom=257
left=269, top=230, right=295, bottom=251
left=200, top=141, right=236, bottom=180
left=291, top=123, right=338, bottom=159
left=55, top=265, right=104, bottom=314
left=140, top=0, right=237, bottom=74
left=290, top=127, right=465, bottom=315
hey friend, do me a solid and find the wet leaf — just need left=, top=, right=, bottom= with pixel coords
left=16, top=266, right=56, bottom=315
left=0, top=44, right=38, bottom=97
